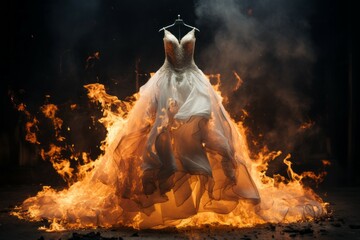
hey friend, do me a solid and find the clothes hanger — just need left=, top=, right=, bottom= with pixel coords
left=159, top=15, right=200, bottom=40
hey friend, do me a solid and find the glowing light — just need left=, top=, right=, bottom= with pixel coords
left=12, top=81, right=328, bottom=231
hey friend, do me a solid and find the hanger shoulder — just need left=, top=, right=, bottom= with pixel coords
left=183, top=23, right=200, bottom=32
left=159, top=23, right=175, bottom=32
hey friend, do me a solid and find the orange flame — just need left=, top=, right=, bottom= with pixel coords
left=40, top=144, right=74, bottom=182
left=16, top=103, right=40, bottom=144
left=322, top=159, right=331, bottom=166
left=233, top=71, right=244, bottom=91
left=12, top=80, right=329, bottom=231
left=13, top=98, right=99, bottom=184
left=41, top=104, right=64, bottom=141
left=299, top=120, right=315, bottom=131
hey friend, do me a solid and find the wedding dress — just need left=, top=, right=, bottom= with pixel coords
left=17, top=28, right=327, bottom=230
left=102, top=28, right=260, bottom=221
left=20, top=28, right=263, bottom=229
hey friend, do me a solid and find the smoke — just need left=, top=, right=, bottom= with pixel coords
left=195, top=0, right=322, bottom=164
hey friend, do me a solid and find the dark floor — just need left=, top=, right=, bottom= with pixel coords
left=0, top=184, right=360, bottom=240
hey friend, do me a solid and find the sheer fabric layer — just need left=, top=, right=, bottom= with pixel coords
left=103, top=29, right=261, bottom=227
left=21, top=29, right=262, bottom=229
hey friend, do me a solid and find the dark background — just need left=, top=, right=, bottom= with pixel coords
left=1, top=0, right=357, bottom=187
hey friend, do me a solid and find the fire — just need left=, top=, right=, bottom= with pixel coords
left=233, top=71, right=244, bottom=91
left=12, top=78, right=328, bottom=231
left=25, top=119, right=40, bottom=144
left=322, top=159, right=331, bottom=166
left=16, top=103, right=40, bottom=144
left=41, top=104, right=64, bottom=141
left=40, top=144, right=74, bottom=182
left=299, top=120, right=315, bottom=131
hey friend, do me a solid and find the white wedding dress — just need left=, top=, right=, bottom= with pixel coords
left=20, top=29, right=295, bottom=229
left=106, top=28, right=261, bottom=217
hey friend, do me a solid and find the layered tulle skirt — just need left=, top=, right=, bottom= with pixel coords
left=19, top=63, right=327, bottom=229
left=92, top=64, right=260, bottom=224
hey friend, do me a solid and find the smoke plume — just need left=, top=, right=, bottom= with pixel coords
left=195, top=0, right=322, bottom=167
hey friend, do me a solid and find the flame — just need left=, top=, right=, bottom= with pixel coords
left=233, top=71, right=244, bottom=91
left=12, top=79, right=329, bottom=231
left=40, top=144, right=74, bottom=182
left=322, top=160, right=331, bottom=166
left=15, top=103, right=40, bottom=144
left=12, top=96, right=99, bottom=184
left=299, top=120, right=315, bottom=131
left=85, top=51, right=100, bottom=70
left=41, top=104, right=64, bottom=141
left=206, top=74, right=228, bottom=105
left=70, top=104, right=77, bottom=110
left=25, top=118, right=40, bottom=144
left=39, top=219, right=67, bottom=232
left=283, top=154, right=327, bottom=185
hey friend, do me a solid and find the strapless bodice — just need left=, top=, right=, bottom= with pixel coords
left=163, top=29, right=195, bottom=70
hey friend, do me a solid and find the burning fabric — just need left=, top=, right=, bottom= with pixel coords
left=12, top=27, right=327, bottom=231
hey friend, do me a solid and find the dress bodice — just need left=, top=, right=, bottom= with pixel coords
left=163, top=29, right=195, bottom=70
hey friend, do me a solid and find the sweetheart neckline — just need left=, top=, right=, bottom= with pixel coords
left=164, top=28, right=195, bottom=44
